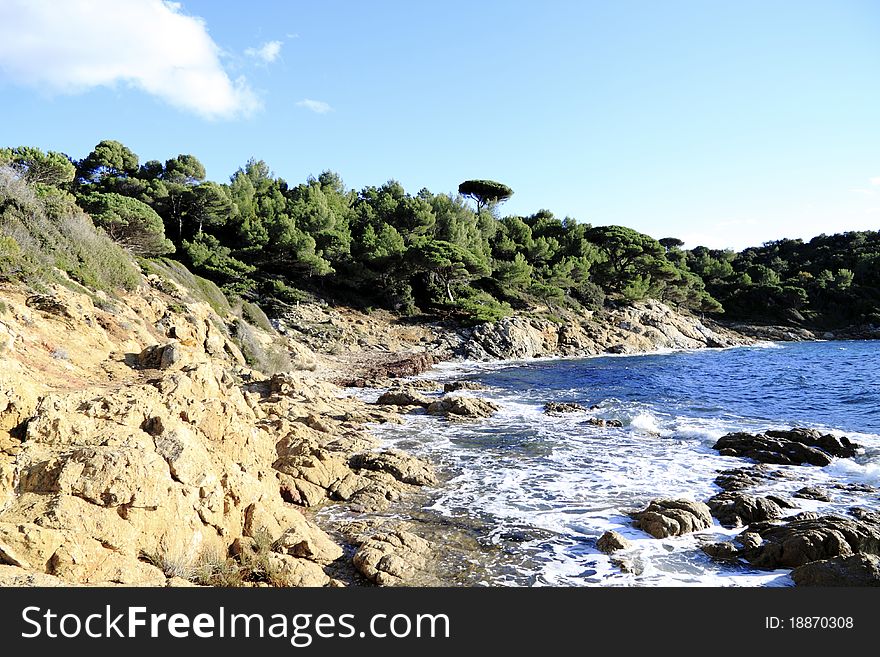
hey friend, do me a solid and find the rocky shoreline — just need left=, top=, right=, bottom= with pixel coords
left=2, top=273, right=877, bottom=587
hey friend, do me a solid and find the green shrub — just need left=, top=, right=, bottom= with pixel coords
left=241, top=300, right=275, bottom=333
left=143, top=257, right=232, bottom=316
left=0, top=166, right=141, bottom=291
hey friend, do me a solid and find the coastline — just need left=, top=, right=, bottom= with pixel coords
left=2, top=275, right=877, bottom=587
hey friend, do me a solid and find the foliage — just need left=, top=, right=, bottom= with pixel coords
left=458, top=179, right=513, bottom=214
left=0, top=166, right=140, bottom=291
left=78, top=192, right=174, bottom=256
left=17, top=138, right=878, bottom=331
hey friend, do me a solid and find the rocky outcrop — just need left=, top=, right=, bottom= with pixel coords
left=791, top=554, right=880, bottom=586
left=631, top=499, right=713, bottom=538
left=444, top=381, right=487, bottom=392
left=352, top=529, right=432, bottom=586
left=712, top=428, right=860, bottom=466
left=597, top=530, right=631, bottom=553
left=0, top=277, right=442, bottom=587
left=459, top=301, right=750, bottom=361
left=714, top=464, right=790, bottom=492
left=544, top=402, right=586, bottom=414
left=587, top=417, right=623, bottom=427
left=375, top=389, right=432, bottom=408
left=795, top=486, right=832, bottom=502
left=703, top=514, right=880, bottom=570
left=348, top=450, right=437, bottom=487
left=426, top=396, right=500, bottom=420
left=706, top=492, right=791, bottom=528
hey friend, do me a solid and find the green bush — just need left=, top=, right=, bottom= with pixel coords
left=142, top=257, right=232, bottom=316
left=241, top=300, right=275, bottom=333
left=0, top=166, right=141, bottom=291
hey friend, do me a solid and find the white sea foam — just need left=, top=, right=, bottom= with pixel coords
left=356, top=341, right=880, bottom=587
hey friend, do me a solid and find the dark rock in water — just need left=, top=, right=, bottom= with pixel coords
left=543, top=401, right=586, bottom=414
left=785, top=511, right=820, bottom=522
left=348, top=450, right=437, bottom=486
left=712, top=428, right=860, bottom=466
left=791, top=554, right=880, bottom=587
left=795, top=486, right=832, bottom=502
left=597, top=531, right=631, bottom=553
left=631, top=499, right=713, bottom=538
left=586, top=417, right=623, bottom=428
left=706, top=492, right=785, bottom=528
left=834, top=482, right=879, bottom=494
left=713, top=464, right=784, bottom=492
left=736, top=532, right=763, bottom=550
left=766, top=494, right=798, bottom=509
left=610, top=556, right=644, bottom=575
left=849, top=507, right=880, bottom=524
left=764, top=428, right=859, bottom=458
left=444, top=381, right=487, bottom=392
left=701, top=541, right=740, bottom=561
left=375, top=389, right=431, bottom=407
left=742, top=515, right=880, bottom=569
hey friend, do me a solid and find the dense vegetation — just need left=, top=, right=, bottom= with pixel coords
left=2, top=141, right=878, bottom=329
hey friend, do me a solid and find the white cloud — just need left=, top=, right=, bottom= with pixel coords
left=245, top=40, right=283, bottom=64
left=296, top=99, right=333, bottom=114
left=0, top=0, right=260, bottom=119
left=870, top=176, right=880, bottom=186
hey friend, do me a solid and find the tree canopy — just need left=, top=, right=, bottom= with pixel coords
left=7, top=137, right=877, bottom=329
left=458, top=179, right=513, bottom=215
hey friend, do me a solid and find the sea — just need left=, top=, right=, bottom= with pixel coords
left=362, top=340, right=880, bottom=587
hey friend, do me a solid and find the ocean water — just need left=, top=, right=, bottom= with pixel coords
left=367, top=340, right=880, bottom=587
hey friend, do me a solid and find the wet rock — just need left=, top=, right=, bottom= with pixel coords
left=444, top=381, right=487, bottom=392
left=631, top=499, right=713, bottom=538
left=742, top=515, right=880, bottom=569
left=544, top=402, right=586, bottom=414
left=701, top=541, right=740, bottom=561
left=375, top=390, right=431, bottom=407
left=706, top=493, right=785, bottom=528
left=849, top=508, right=880, bottom=524
left=791, top=554, right=880, bottom=586
left=348, top=450, right=437, bottom=487
left=587, top=417, right=623, bottom=428
left=426, top=396, right=499, bottom=420
left=712, top=428, right=859, bottom=466
left=352, top=529, right=431, bottom=586
left=597, top=530, right=631, bottom=553
left=764, top=428, right=859, bottom=458
left=713, top=464, right=785, bottom=492
left=795, top=486, right=832, bottom=502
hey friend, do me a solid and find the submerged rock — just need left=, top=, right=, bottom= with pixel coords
left=631, top=499, right=713, bottom=538
left=586, top=417, right=623, bottom=428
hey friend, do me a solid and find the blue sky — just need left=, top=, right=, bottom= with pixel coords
left=1, top=0, right=878, bottom=249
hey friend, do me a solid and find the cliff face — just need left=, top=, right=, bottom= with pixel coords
left=0, top=277, right=434, bottom=586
